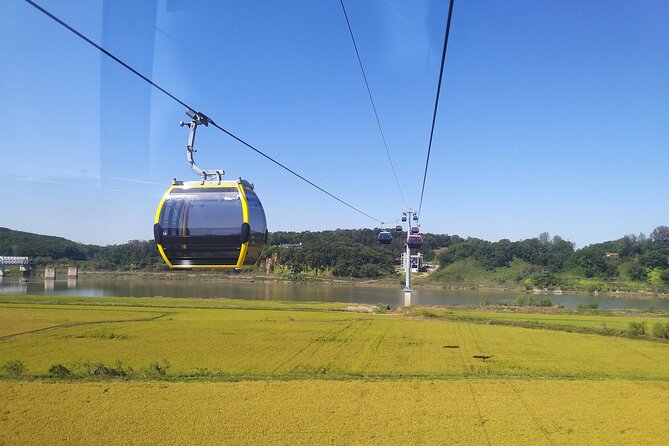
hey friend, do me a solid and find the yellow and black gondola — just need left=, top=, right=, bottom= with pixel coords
left=154, top=179, right=267, bottom=269
left=154, top=109, right=268, bottom=269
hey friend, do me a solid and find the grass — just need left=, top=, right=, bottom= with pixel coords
left=427, top=259, right=669, bottom=295
left=0, top=303, right=167, bottom=338
left=428, top=258, right=537, bottom=286
left=2, top=303, right=669, bottom=380
left=410, top=306, right=669, bottom=333
left=0, top=294, right=351, bottom=311
left=1, top=380, right=667, bottom=445
left=1, top=294, right=669, bottom=444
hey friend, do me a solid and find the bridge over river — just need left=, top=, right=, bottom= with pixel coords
left=0, top=256, right=31, bottom=277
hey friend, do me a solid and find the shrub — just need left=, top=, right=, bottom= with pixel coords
left=90, top=363, right=126, bottom=377
left=512, top=295, right=553, bottom=307
left=147, top=360, right=171, bottom=377
left=651, top=322, right=669, bottom=339
left=419, top=310, right=438, bottom=318
left=48, top=364, right=72, bottom=378
left=627, top=321, right=647, bottom=336
left=3, top=360, right=25, bottom=377
left=532, top=274, right=562, bottom=289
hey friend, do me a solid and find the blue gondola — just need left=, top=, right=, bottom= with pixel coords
left=378, top=231, right=393, bottom=245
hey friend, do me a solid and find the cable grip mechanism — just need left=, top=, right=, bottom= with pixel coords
left=180, top=108, right=224, bottom=183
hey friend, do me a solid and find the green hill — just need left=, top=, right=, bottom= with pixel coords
left=0, top=227, right=99, bottom=262
left=1, top=226, right=668, bottom=290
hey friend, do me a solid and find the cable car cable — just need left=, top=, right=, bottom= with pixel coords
left=208, top=120, right=383, bottom=223
left=338, top=0, right=407, bottom=208
left=22, top=0, right=193, bottom=112
left=417, top=0, right=455, bottom=219
left=22, top=0, right=385, bottom=225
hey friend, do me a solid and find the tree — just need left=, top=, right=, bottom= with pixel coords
left=640, top=252, right=668, bottom=269
left=650, top=226, right=669, bottom=243
left=628, top=263, right=647, bottom=281
left=618, top=234, right=640, bottom=257
left=538, top=232, right=550, bottom=244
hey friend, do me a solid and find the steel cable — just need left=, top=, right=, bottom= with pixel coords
left=22, top=0, right=385, bottom=224
left=417, top=0, right=455, bottom=219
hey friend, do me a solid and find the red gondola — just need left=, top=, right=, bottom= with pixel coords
left=407, top=235, right=423, bottom=250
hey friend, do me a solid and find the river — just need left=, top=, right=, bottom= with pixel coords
left=0, top=276, right=667, bottom=310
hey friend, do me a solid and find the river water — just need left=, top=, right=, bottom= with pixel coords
left=0, top=277, right=667, bottom=310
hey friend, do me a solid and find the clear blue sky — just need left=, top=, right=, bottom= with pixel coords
left=0, top=0, right=667, bottom=248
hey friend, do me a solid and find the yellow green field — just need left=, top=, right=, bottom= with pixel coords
left=1, top=294, right=668, bottom=444
left=414, top=306, right=669, bottom=332
left=2, top=380, right=668, bottom=445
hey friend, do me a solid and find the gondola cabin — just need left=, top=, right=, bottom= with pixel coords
left=411, top=226, right=420, bottom=234
left=154, top=179, right=267, bottom=268
left=395, top=225, right=403, bottom=232
left=407, top=235, right=424, bottom=250
left=378, top=231, right=393, bottom=245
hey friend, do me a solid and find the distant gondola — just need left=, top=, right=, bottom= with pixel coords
left=395, top=225, right=403, bottom=232
left=378, top=231, right=393, bottom=245
left=411, top=226, right=420, bottom=234
left=407, top=235, right=424, bottom=250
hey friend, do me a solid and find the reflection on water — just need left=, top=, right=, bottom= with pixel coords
left=0, top=277, right=667, bottom=310
left=0, top=278, right=28, bottom=295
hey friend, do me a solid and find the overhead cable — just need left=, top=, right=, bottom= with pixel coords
left=417, top=0, right=455, bottom=219
left=339, top=0, right=407, bottom=208
left=22, top=0, right=385, bottom=224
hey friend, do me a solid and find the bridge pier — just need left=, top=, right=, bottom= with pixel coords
left=44, top=266, right=56, bottom=280
left=67, top=267, right=78, bottom=278
left=404, top=289, right=412, bottom=307
left=0, top=265, right=4, bottom=277
left=20, top=264, right=32, bottom=280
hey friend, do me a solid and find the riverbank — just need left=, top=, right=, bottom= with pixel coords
left=70, top=269, right=668, bottom=300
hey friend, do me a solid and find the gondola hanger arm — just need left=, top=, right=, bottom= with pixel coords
left=180, top=109, right=224, bottom=183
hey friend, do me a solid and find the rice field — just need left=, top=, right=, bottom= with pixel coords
left=416, top=306, right=669, bottom=332
left=2, top=379, right=668, bottom=445
left=1, top=294, right=668, bottom=444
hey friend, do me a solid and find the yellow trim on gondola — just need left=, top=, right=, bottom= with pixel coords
left=155, top=180, right=253, bottom=270
left=155, top=185, right=176, bottom=268
left=237, top=183, right=250, bottom=268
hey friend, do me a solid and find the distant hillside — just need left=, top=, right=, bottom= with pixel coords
left=1, top=226, right=668, bottom=290
left=0, top=227, right=99, bottom=261
left=430, top=227, right=669, bottom=293
left=0, top=228, right=162, bottom=270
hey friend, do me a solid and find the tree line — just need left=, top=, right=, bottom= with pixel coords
left=1, top=226, right=668, bottom=288
left=436, top=226, right=669, bottom=288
